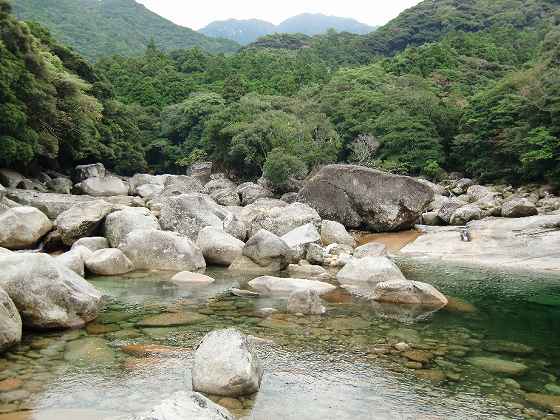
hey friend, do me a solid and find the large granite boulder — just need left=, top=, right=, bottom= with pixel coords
left=55, top=200, right=113, bottom=245
left=0, top=184, right=5, bottom=201
left=119, top=229, right=206, bottom=272
left=74, top=163, right=105, bottom=182
left=353, top=242, right=388, bottom=258
left=188, top=161, right=213, bottom=184
left=297, top=165, right=433, bottom=232
left=287, top=289, right=326, bottom=315
left=248, top=276, right=336, bottom=296
left=437, top=198, right=465, bottom=225
left=125, top=391, right=234, bottom=420
left=71, top=237, right=109, bottom=253
left=204, top=177, right=236, bottom=195
left=320, top=220, right=355, bottom=247
left=192, top=329, right=263, bottom=397
left=502, top=197, right=538, bottom=218
left=0, top=288, right=22, bottom=353
left=135, top=183, right=164, bottom=200
left=78, top=176, right=130, bottom=197
left=245, top=202, right=321, bottom=237
left=6, top=190, right=142, bottom=219
left=281, top=223, right=321, bottom=250
left=372, top=280, right=448, bottom=307
left=0, top=206, right=52, bottom=249
left=402, top=214, right=560, bottom=272
left=85, top=249, right=134, bottom=275
left=56, top=249, right=86, bottom=276
left=103, top=207, right=160, bottom=247
left=336, top=256, right=406, bottom=289
left=450, top=204, right=482, bottom=226
left=0, top=169, right=25, bottom=188
left=211, top=188, right=241, bottom=206
left=159, top=193, right=230, bottom=240
left=243, top=229, right=291, bottom=270
left=159, top=175, right=204, bottom=197
left=236, top=182, right=274, bottom=206
left=0, top=254, right=102, bottom=329
left=46, top=177, right=73, bottom=194
left=196, top=226, right=244, bottom=266
left=129, top=173, right=165, bottom=190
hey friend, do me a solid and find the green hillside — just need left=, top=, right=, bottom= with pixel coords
left=11, top=0, right=240, bottom=60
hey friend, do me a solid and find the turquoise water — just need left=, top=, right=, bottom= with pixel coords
left=0, top=261, right=559, bottom=419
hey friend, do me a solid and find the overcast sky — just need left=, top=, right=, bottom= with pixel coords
left=136, top=0, right=422, bottom=30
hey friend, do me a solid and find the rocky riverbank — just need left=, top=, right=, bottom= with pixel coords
left=0, top=162, right=559, bottom=416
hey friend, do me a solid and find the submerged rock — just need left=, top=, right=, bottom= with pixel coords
left=64, top=337, right=115, bottom=364
left=192, top=329, right=263, bottom=397
left=0, top=253, right=102, bottom=329
left=297, top=164, right=433, bottom=231
left=287, top=289, right=326, bottom=315
left=125, top=391, right=234, bottom=420
left=0, top=206, right=52, bottom=249
left=467, top=357, right=528, bottom=376
left=372, top=280, right=448, bottom=307
left=525, top=393, right=560, bottom=414
left=0, top=288, right=22, bottom=353
left=137, top=312, right=208, bottom=327
left=119, top=229, right=206, bottom=272
left=481, top=340, right=534, bottom=355
left=248, top=276, right=336, bottom=296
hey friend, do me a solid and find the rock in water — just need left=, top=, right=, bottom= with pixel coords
left=119, top=229, right=206, bottom=272
left=171, top=271, right=215, bottom=284
left=103, top=207, right=161, bottom=247
left=353, top=242, right=388, bottom=258
left=125, top=391, right=234, bottom=420
left=85, top=249, right=134, bottom=275
left=192, top=329, right=263, bottom=397
left=287, top=289, right=326, bottom=315
left=0, top=254, right=101, bottom=329
left=78, top=176, right=130, bottom=197
left=196, top=226, right=244, bottom=266
left=55, top=200, right=113, bottom=246
left=336, top=257, right=406, bottom=288
left=248, top=276, right=336, bottom=296
left=297, top=164, right=433, bottom=232
left=467, top=357, right=528, bottom=376
left=372, top=280, right=448, bottom=307
left=0, top=206, right=52, bottom=250
left=0, top=288, right=22, bottom=353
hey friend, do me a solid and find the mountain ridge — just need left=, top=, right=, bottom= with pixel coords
left=200, top=13, right=376, bottom=45
left=11, top=0, right=240, bottom=60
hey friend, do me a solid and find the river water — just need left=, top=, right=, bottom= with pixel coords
left=0, top=260, right=559, bottom=419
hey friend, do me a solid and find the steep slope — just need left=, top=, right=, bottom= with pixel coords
left=11, top=0, right=240, bottom=60
left=359, top=0, right=559, bottom=56
left=201, top=13, right=375, bottom=45
left=200, top=19, right=276, bottom=46
left=277, top=13, right=374, bottom=36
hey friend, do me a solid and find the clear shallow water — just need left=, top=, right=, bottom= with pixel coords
left=0, top=262, right=559, bottom=420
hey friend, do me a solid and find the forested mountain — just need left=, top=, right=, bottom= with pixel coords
left=199, top=19, right=276, bottom=46
left=2, top=0, right=560, bottom=187
left=11, top=0, right=239, bottom=60
left=200, top=13, right=375, bottom=45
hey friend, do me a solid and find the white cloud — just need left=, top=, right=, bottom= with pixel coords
left=136, top=0, right=422, bottom=30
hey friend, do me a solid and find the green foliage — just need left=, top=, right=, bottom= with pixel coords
left=12, top=0, right=239, bottom=61
left=263, top=148, right=308, bottom=187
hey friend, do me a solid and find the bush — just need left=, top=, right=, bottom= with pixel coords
left=263, top=149, right=308, bottom=187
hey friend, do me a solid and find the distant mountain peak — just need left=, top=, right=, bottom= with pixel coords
left=200, top=13, right=375, bottom=45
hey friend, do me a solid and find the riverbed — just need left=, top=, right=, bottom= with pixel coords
left=0, top=260, right=559, bottom=419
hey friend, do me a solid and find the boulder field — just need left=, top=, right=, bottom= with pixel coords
left=0, top=161, right=559, bottom=355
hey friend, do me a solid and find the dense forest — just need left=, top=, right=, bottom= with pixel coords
left=1, top=0, right=559, bottom=187
left=11, top=0, right=239, bottom=60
